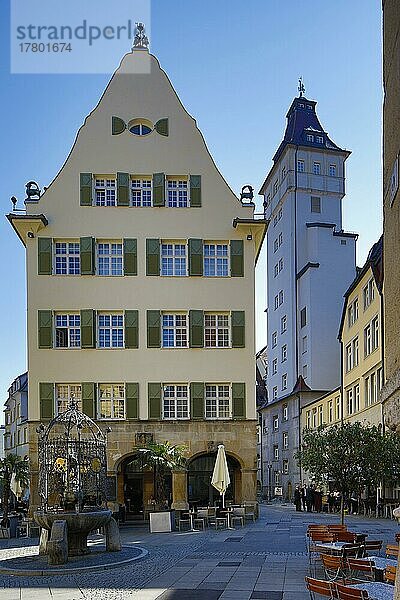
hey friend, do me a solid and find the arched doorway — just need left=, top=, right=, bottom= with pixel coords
left=187, top=453, right=241, bottom=506
left=120, top=454, right=172, bottom=519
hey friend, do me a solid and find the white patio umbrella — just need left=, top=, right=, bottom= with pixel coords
left=211, top=445, right=231, bottom=508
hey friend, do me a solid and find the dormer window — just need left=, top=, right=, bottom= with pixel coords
left=307, top=105, right=312, bottom=110
left=299, top=103, right=305, bottom=108
left=316, top=136, right=323, bottom=144
left=306, top=134, right=314, bottom=142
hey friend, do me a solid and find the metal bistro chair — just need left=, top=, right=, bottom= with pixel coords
left=195, top=508, right=209, bottom=529
left=346, top=558, right=375, bottom=583
left=321, top=553, right=347, bottom=583
left=230, top=506, right=245, bottom=528
left=335, top=583, right=369, bottom=600
left=178, top=512, right=192, bottom=532
left=305, top=576, right=336, bottom=600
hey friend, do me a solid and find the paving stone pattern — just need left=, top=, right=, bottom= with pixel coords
left=0, top=506, right=399, bottom=600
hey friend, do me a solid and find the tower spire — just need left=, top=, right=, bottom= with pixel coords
left=298, top=76, right=305, bottom=97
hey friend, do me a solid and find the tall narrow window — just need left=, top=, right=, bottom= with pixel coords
left=281, top=344, right=287, bottom=362
left=282, top=432, right=288, bottom=450
left=311, top=196, right=321, bottom=213
left=162, top=314, right=188, bottom=347
left=300, top=307, right=307, bottom=328
left=281, top=315, right=287, bottom=333
left=98, top=384, right=125, bottom=419
left=272, top=387, right=278, bottom=400
left=329, top=164, right=337, bottom=177
left=131, top=178, right=152, bottom=206
left=272, top=332, right=277, bottom=348
left=163, top=384, right=189, bottom=419
left=272, top=358, right=278, bottom=375
left=205, top=384, right=230, bottom=419
left=55, top=242, right=80, bottom=275
left=282, top=373, right=288, bottom=390
left=167, top=179, right=188, bottom=207
left=204, top=244, right=228, bottom=277
left=297, top=160, right=305, bottom=173
left=95, top=178, right=116, bottom=206
left=161, top=243, right=187, bottom=276
left=55, top=314, right=81, bottom=348
left=363, top=279, right=375, bottom=310
left=98, top=314, right=124, bottom=348
left=97, top=242, right=123, bottom=276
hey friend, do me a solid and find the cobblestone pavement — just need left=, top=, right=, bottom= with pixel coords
left=0, top=505, right=399, bottom=600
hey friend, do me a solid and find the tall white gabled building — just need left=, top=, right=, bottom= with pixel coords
left=258, top=93, right=357, bottom=498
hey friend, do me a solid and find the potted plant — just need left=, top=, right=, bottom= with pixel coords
left=138, top=441, right=187, bottom=532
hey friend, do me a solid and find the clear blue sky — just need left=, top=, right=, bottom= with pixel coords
left=0, top=0, right=382, bottom=419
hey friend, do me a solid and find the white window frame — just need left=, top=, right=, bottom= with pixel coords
left=283, top=432, right=288, bottom=449
left=54, top=241, right=80, bottom=275
left=279, top=290, right=284, bottom=305
left=306, top=134, right=314, bottom=142
left=97, top=242, right=123, bottom=276
left=328, top=400, right=333, bottom=423
left=55, top=384, right=82, bottom=415
left=281, top=344, right=287, bottom=363
left=273, top=387, right=278, bottom=400
left=273, top=445, right=279, bottom=461
left=281, top=315, right=287, bottom=333
left=316, top=135, right=323, bottom=144
left=363, top=278, right=375, bottom=310
left=161, top=242, right=187, bottom=276
left=131, top=177, right=152, bottom=207
left=283, top=404, right=288, bottom=421
left=348, top=298, right=359, bottom=328
left=205, top=384, right=231, bottom=419
left=329, top=164, right=337, bottom=177
left=313, top=162, right=321, bottom=175
left=272, top=358, right=278, bottom=375
left=162, top=313, right=188, bottom=348
left=167, top=178, right=189, bottom=207
left=272, top=332, right=277, bottom=348
left=98, top=384, right=125, bottom=420
left=273, top=415, right=279, bottom=429
left=311, top=196, right=321, bottom=213
left=163, top=384, right=189, bottom=419
left=204, top=313, right=230, bottom=348
left=282, top=373, right=288, bottom=390
left=204, top=243, right=229, bottom=277
left=283, top=459, right=289, bottom=474
left=55, top=313, right=81, bottom=349
left=94, top=178, right=116, bottom=206
left=98, top=313, right=124, bottom=348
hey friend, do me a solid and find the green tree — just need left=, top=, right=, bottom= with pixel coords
left=138, top=441, right=187, bottom=506
left=295, top=422, right=400, bottom=524
left=0, top=454, right=30, bottom=527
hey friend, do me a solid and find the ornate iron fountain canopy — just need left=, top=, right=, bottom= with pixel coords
left=37, top=403, right=110, bottom=511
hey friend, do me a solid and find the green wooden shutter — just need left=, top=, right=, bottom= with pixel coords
left=112, top=116, right=126, bottom=135
left=38, top=310, right=53, bottom=349
left=38, top=238, right=52, bottom=275
left=146, top=239, right=160, bottom=275
left=125, top=310, right=139, bottom=349
left=117, top=172, right=130, bottom=206
left=230, top=240, right=244, bottom=277
left=231, top=311, right=245, bottom=348
left=155, top=118, right=169, bottom=137
left=40, top=383, right=54, bottom=420
left=82, top=382, right=95, bottom=418
left=232, top=383, right=246, bottom=419
left=81, top=309, right=95, bottom=348
left=123, top=238, right=137, bottom=276
left=148, top=383, right=162, bottom=420
left=189, top=310, right=204, bottom=348
left=190, top=175, right=202, bottom=208
left=126, top=383, right=139, bottom=419
left=80, top=173, right=93, bottom=206
left=80, top=237, right=95, bottom=275
left=190, top=382, right=204, bottom=419
left=153, top=173, right=165, bottom=207
left=188, top=238, right=203, bottom=276
left=147, top=310, right=161, bottom=348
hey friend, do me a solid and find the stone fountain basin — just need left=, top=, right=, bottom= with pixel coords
left=34, top=510, right=112, bottom=556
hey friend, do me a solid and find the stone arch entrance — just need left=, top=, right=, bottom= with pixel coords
left=187, top=453, right=242, bottom=506
left=117, top=453, right=172, bottom=519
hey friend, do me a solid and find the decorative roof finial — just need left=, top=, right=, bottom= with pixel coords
left=298, top=76, right=305, bottom=97
left=132, top=22, right=149, bottom=50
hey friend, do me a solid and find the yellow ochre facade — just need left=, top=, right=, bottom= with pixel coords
left=8, top=48, right=266, bottom=513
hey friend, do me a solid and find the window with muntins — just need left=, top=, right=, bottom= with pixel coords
left=363, top=278, right=375, bottom=310
left=162, top=314, right=188, bottom=347
left=55, top=314, right=81, bottom=348
left=56, top=384, right=82, bottom=414
left=131, top=178, right=152, bottom=206
left=55, top=242, right=80, bottom=275
left=283, top=404, right=288, bottom=421
left=329, top=164, right=337, bottom=177
left=204, top=314, right=229, bottom=347
left=297, top=160, right=305, bottom=173
left=163, top=384, right=189, bottom=419
left=316, top=136, right=323, bottom=144
left=167, top=179, right=188, bottom=207
left=313, top=162, right=321, bottom=175
left=273, top=387, right=278, bottom=400
left=98, top=384, right=125, bottom=419
left=281, top=315, right=287, bottom=333
left=161, top=243, right=187, bottom=276
left=98, top=314, right=124, bottom=348
left=273, top=445, right=279, bottom=460
left=205, top=384, right=230, bottom=419
left=281, top=344, right=287, bottom=362
left=272, top=358, right=278, bottom=375
left=95, top=178, right=116, bottom=206
left=97, top=242, right=123, bottom=276
left=348, top=298, right=359, bottom=327
left=311, top=196, right=321, bottom=213
left=272, top=332, right=277, bottom=348
left=204, top=244, right=228, bottom=277
left=282, top=374, right=287, bottom=390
